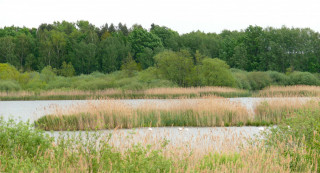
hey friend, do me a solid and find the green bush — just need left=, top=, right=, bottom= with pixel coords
left=76, top=78, right=113, bottom=90
left=247, top=72, right=272, bottom=90
left=0, top=118, right=53, bottom=158
left=231, top=69, right=251, bottom=90
left=200, top=58, right=236, bottom=87
left=0, top=119, right=174, bottom=172
left=46, top=76, right=72, bottom=89
left=0, top=80, right=21, bottom=91
left=40, top=66, right=57, bottom=83
left=289, top=71, right=320, bottom=85
left=0, top=63, right=20, bottom=80
left=266, top=71, right=290, bottom=85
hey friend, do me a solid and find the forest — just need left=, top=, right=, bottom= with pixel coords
left=1, top=21, right=320, bottom=91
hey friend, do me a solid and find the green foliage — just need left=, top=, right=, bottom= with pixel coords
left=0, top=80, right=21, bottom=91
left=137, top=47, right=155, bottom=69
left=40, top=66, right=57, bottom=83
left=128, top=26, right=163, bottom=57
left=289, top=71, right=320, bottom=85
left=264, top=107, right=320, bottom=172
left=155, top=50, right=194, bottom=87
left=1, top=22, right=320, bottom=75
left=0, top=118, right=53, bottom=158
left=247, top=72, right=272, bottom=90
left=199, top=153, right=241, bottom=171
left=98, top=36, right=130, bottom=73
left=231, top=69, right=251, bottom=90
left=0, top=63, right=20, bottom=80
left=266, top=71, right=290, bottom=85
left=0, top=119, right=174, bottom=172
left=59, top=61, right=75, bottom=77
left=200, top=58, right=236, bottom=87
left=121, top=54, right=140, bottom=77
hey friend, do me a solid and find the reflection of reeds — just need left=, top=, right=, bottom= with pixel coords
left=0, top=87, right=250, bottom=100
left=36, top=99, right=251, bottom=131
left=257, top=85, right=320, bottom=97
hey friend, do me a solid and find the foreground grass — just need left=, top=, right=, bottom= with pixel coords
left=0, top=118, right=316, bottom=172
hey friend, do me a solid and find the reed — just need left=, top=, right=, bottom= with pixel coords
left=257, top=85, right=320, bottom=97
left=254, top=98, right=320, bottom=124
left=0, top=87, right=250, bottom=100
left=35, top=99, right=253, bottom=131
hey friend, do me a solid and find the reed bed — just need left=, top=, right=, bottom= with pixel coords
left=257, top=85, right=320, bottom=97
left=35, top=99, right=253, bottom=131
left=254, top=98, right=320, bottom=124
left=0, top=87, right=250, bottom=100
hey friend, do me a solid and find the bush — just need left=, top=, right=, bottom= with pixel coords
left=0, top=80, right=21, bottom=91
left=266, top=71, right=290, bottom=85
left=76, top=78, right=113, bottom=90
left=0, top=118, right=53, bottom=158
left=200, top=58, right=236, bottom=87
left=40, top=66, right=57, bottom=83
left=247, top=72, right=272, bottom=90
left=46, top=76, right=72, bottom=89
left=59, top=61, right=75, bottom=77
left=289, top=71, right=319, bottom=85
left=0, top=63, right=20, bottom=81
left=231, top=69, right=251, bottom=90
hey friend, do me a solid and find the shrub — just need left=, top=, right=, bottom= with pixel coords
left=59, top=61, right=75, bottom=77
left=247, top=72, right=272, bottom=90
left=0, top=80, right=21, bottom=91
left=231, top=69, right=251, bottom=90
left=266, top=71, right=290, bottom=85
left=289, top=71, right=319, bottom=85
left=0, top=63, right=20, bottom=80
left=0, top=118, right=53, bottom=158
left=200, top=58, right=236, bottom=87
left=40, top=66, right=57, bottom=83
left=76, top=78, right=112, bottom=90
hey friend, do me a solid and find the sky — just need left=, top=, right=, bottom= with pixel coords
left=1, top=0, right=320, bottom=34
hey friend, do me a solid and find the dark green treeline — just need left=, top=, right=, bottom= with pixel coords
left=1, top=21, right=320, bottom=74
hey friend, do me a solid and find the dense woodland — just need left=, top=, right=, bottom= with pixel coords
left=1, top=21, right=320, bottom=73
left=1, top=21, right=320, bottom=91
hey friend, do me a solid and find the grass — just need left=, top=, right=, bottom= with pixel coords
left=35, top=99, right=253, bottom=131
left=0, top=118, right=316, bottom=172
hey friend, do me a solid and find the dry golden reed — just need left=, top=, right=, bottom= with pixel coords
left=257, top=85, right=320, bottom=97
left=35, top=99, right=251, bottom=130
left=254, top=98, right=320, bottom=123
left=0, top=86, right=248, bottom=100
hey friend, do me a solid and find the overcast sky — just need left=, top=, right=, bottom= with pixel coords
left=1, top=0, right=320, bottom=34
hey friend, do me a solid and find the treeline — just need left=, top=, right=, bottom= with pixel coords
left=1, top=21, right=320, bottom=74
